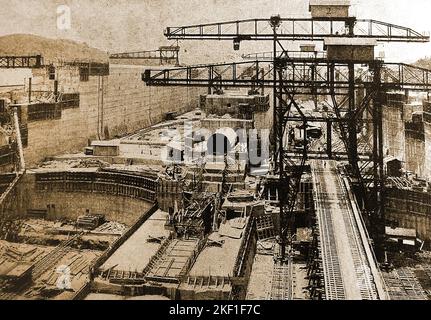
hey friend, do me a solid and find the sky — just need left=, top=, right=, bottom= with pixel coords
left=0, top=0, right=430, bottom=63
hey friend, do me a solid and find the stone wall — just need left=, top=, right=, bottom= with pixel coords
left=23, top=64, right=203, bottom=166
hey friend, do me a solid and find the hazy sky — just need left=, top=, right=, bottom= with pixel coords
left=0, top=0, right=430, bottom=63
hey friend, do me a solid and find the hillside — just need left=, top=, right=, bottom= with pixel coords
left=414, top=57, right=431, bottom=69
left=0, top=34, right=109, bottom=63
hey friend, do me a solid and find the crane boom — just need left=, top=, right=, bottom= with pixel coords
left=165, top=17, right=429, bottom=42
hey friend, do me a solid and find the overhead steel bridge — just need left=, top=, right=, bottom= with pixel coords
left=0, top=55, right=43, bottom=68
left=164, top=18, right=429, bottom=42
left=142, top=59, right=431, bottom=93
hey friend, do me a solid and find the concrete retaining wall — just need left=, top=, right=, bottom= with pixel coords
left=383, top=105, right=405, bottom=162
left=425, top=121, right=431, bottom=180
left=24, top=64, right=203, bottom=167
left=386, top=188, right=431, bottom=241
left=381, top=94, right=431, bottom=180
left=4, top=173, right=153, bottom=226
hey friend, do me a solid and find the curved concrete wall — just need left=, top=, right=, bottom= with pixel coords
left=7, top=172, right=154, bottom=226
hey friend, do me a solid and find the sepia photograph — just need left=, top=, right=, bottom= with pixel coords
left=0, top=0, right=430, bottom=307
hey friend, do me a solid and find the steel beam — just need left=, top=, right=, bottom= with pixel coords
left=142, top=60, right=431, bottom=92
left=110, top=47, right=180, bottom=65
left=0, top=55, right=43, bottom=68
left=164, top=18, right=429, bottom=42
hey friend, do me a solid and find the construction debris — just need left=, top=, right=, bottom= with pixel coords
left=40, top=159, right=110, bottom=169
left=93, top=222, right=128, bottom=235
left=147, top=235, right=165, bottom=244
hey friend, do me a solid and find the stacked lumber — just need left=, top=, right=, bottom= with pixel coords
left=76, top=215, right=105, bottom=230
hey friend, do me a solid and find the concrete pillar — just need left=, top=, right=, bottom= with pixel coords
left=28, top=78, right=32, bottom=103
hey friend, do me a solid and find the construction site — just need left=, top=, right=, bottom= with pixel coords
left=1, top=0, right=431, bottom=301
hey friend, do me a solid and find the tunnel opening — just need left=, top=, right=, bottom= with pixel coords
left=207, top=133, right=231, bottom=156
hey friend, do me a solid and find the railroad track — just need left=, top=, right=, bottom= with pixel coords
left=32, top=232, right=84, bottom=279
left=313, top=168, right=345, bottom=300
left=338, top=177, right=377, bottom=300
left=0, top=232, right=84, bottom=300
left=311, top=160, right=379, bottom=300
left=269, top=257, right=294, bottom=300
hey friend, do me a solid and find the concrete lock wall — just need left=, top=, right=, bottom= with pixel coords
left=405, top=137, right=425, bottom=177
left=405, top=123, right=425, bottom=177
left=425, top=122, right=431, bottom=180
left=386, top=188, right=431, bottom=241
left=380, top=94, right=431, bottom=180
left=383, top=105, right=405, bottom=162
left=254, top=102, right=273, bottom=132
left=24, top=65, right=203, bottom=167
left=8, top=173, right=153, bottom=226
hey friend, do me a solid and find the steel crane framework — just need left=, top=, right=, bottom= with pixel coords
left=0, top=55, right=44, bottom=69
left=110, top=46, right=180, bottom=66
left=142, top=14, right=431, bottom=260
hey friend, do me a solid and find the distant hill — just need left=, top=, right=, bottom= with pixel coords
left=414, top=57, right=431, bottom=69
left=0, top=34, right=109, bottom=64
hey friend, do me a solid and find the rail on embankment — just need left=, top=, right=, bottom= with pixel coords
left=310, top=160, right=388, bottom=300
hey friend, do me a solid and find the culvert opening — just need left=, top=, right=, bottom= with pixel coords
left=207, top=133, right=231, bottom=156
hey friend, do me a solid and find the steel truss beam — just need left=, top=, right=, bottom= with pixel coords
left=243, top=50, right=327, bottom=61
left=110, top=47, right=180, bottom=65
left=164, top=17, right=429, bottom=42
left=142, top=60, right=431, bottom=92
left=0, top=55, right=43, bottom=68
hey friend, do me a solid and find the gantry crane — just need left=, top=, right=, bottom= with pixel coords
left=142, top=8, right=431, bottom=260
left=110, top=46, right=180, bottom=66
left=0, top=55, right=43, bottom=68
